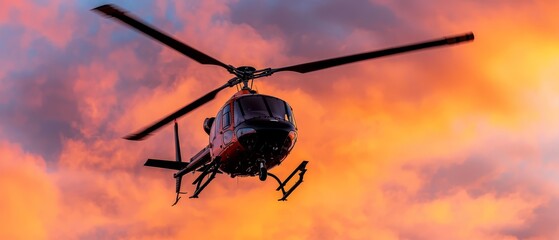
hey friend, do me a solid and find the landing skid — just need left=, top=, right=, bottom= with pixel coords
left=268, top=161, right=308, bottom=201
left=170, top=159, right=307, bottom=205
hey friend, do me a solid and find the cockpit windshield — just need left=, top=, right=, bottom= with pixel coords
left=234, top=95, right=295, bottom=126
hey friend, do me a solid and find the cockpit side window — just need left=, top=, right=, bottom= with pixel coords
left=222, top=104, right=231, bottom=129
left=213, top=109, right=222, bottom=138
left=285, top=103, right=296, bottom=127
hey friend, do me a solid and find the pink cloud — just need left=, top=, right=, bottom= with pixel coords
left=0, top=0, right=76, bottom=48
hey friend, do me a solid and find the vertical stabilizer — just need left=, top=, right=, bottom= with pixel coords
left=172, top=121, right=186, bottom=206
left=174, top=121, right=182, bottom=163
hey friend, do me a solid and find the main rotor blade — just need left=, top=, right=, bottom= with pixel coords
left=93, top=4, right=232, bottom=71
left=272, top=32, right=474, bottom=74
left=124, top=83, right=231, bottom=141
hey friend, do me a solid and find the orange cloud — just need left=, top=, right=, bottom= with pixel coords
left=0, top=141, right=58, bottom=239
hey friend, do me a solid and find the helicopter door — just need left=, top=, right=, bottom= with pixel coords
left=211, top=109, right=223, bottom=156
left=221, top=104, right=233, bottom=146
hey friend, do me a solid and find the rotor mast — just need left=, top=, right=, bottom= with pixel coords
left=228, top=66, right=276, bottom=90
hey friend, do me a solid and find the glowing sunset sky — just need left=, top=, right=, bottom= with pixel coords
left=1, top=0, right=559, bottom=239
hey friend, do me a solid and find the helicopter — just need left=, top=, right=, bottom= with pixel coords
left=93, top=4, right=474, bottom=206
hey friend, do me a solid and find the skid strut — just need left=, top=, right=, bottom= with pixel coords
left=258, top=159, right=267, bottom=181
left=190, top=158, right=221, bottom=199
left=268, top=161, right=308, bottom=201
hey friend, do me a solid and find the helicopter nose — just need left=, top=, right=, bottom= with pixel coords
left=236, top=128, right=296, bottom=155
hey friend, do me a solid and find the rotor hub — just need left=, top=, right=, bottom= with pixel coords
left=237, top=66, right=256, bottom=73
left=235, top=66, right=256, bottom=79
left=233, top=66, right=257, bottom=89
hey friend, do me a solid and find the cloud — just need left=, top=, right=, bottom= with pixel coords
left=1, top=0, right=559, bottom=239
left=505, top=198, right=559, bottom=239
left=0, top=141, right=58, bottom=239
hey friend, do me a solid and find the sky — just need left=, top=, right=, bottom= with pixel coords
left=1, top=0, right=559, bottom=239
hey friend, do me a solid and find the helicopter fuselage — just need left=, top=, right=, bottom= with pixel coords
left=207, top=89, right=298, bottom=177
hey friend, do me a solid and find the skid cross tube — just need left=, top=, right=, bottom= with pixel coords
left=268, top=161, right=308, bottom=201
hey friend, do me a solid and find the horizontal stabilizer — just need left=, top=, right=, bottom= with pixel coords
left=145, top=159, right=188, bottom=170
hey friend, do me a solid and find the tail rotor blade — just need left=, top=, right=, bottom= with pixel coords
left=271, top=32, right=474, bottom=74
